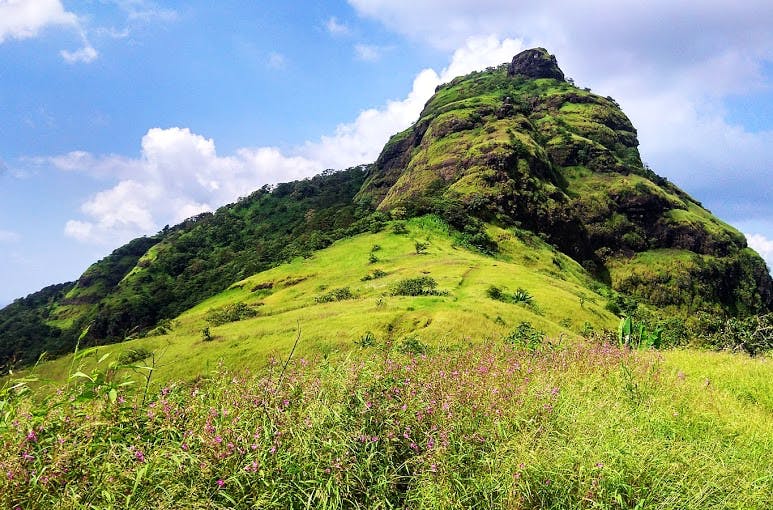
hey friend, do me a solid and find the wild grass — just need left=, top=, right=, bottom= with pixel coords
left=2, top=342, right=770, bottom=509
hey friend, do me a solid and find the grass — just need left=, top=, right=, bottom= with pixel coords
left=2, top=341, right=770, bottom=508
left=22, top=217, right=617, bottom=387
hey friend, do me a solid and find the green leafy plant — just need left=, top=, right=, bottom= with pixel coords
left=504, top=322, right=545, bottom=350
left=355, top=331, right=378, bottom=348
left=397, top=335, right=428, bottom=355
left=415, top=241, right=429, bottom=254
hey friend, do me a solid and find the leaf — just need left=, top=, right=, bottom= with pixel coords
left=98, top=352, right=111, bottom=364
left=109, top=388, right=118, bottom=403
left=70, top=371, right=95, bottom=383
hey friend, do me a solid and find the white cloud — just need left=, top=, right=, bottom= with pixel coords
left=0, top=0, right=99, bottom=63
left=0, top=0, right=76, bottom=42
left=52, top=37, right=522, bottom=245
left=267, top=51, right=286, bottom=69
left=354, top=43, right=386, bottom=62
left=0, top=229, right=20, bottom=243
left=325, top=16, right=349, bottom=36
left=60, top=42, right=98, bottom=63
left=747, top=233, right=773, bottom=270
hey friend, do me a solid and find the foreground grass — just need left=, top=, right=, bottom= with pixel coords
left=2, top=342, right=771, bottom=509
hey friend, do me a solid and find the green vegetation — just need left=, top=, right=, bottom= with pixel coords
left=205, top=303, right=260, bottom=326
left=391, top=276, right=446, bottom=297
left=2, top=341, right=770, bottom=508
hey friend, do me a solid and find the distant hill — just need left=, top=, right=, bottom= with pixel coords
left=1, top=48, right=770, bottom=371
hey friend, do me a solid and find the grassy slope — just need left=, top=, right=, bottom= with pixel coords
left=28, top=216, right=618, bottom=385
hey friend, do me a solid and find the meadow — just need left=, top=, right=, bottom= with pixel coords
left=2, top=339, right=771, bottom=508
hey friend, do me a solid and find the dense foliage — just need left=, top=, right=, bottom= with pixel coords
left=0, top=167, right=376, bottom=368
left=0, top=283, right=74, bottom=371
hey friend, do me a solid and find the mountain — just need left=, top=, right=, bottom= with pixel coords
left=1, top=48, right=770, bottom=372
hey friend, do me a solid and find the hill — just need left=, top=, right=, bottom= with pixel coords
left=0, top=48, right=771, bottom=373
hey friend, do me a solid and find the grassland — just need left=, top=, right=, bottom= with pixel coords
left=2, top=339, right=770, bottom=508
left=25, top=216, right=618, bottom=386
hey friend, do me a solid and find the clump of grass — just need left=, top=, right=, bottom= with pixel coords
left=2, top=342, right=770, bottom=508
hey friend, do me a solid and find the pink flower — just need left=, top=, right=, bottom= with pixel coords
left=217, top=479, right=225, bottom=488
left=134, top=449, right=145, bottom=462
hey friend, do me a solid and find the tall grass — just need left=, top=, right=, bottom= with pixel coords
left=1, top=341, right=770, bottom=509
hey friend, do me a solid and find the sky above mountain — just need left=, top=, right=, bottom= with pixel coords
left=1, top=0, right=771, bottom=306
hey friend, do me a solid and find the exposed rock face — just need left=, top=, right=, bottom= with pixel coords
left=507, top=47, right=565, bottom=81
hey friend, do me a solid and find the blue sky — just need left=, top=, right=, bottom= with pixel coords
left=1, top=0, right=772, bottom=307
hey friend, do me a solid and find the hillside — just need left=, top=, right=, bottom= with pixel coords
left=0, top=48, right=771, bottom=372
left=26, top=216, right=620, bottom=383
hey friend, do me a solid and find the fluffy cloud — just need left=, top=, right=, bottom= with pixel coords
left=0, top=0, right=76, bottom=42
left=54, top=37, right=522, bottom=245
left=0, top=0, right=100, bottom=63
left=348, top=0, right=773, bottom=234
left=55, top=127, right=318, bottom=244
left=747, top=233, right=773, bottom=270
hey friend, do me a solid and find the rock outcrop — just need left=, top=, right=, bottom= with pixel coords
left=507, top=47, right=565, bottom=81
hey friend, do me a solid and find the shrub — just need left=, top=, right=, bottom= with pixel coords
left=201, top=327, right=213, bottom=342
left=391, top=277, right=446, bottom=296
left=415, top=241, right=429, bottom=254
left=315, top=287, right=355, bottom=303
left=205, top=302, right=259, bottom=326
left=486, top=285, right=503, bottom=300
left=392, top=222, right=408, bottom=234
left=117, top=347, right=152, bottom=365
left=504, top=322, right=545, bottom=349
left=397, top=335, right=428, bottom=355
left=361, top=269, right=388, bottom=281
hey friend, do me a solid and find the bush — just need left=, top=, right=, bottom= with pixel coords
left=117, top=347, right=152, bottom=365
left=205, top=302, right=259, bottom=326
left=415, top=241, right=429, bottom=254
left=315, top=287, right=356, bottom=303
left=361, top=269, right=388, bottom=281
left=391, top=277, right=446, bottom=297
left=397, top=335, right=428, bottom=355
left=504, top=322, right=546, bottom=349
left=392, top=222, right=408, bottom=234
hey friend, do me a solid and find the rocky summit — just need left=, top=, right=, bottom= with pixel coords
left=507, top=47, right=566, bottom=81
